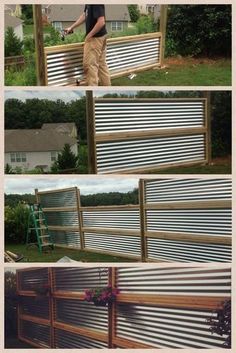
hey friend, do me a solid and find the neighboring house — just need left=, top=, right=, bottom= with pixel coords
left=138, top=4, right=160, bottom=21
left=41, top=123, right=78, bottom=139
left=45, top=5, right=130, bottom=33
left=5, top=126, right=78, bottom=172
left=4, top=12, right=24, bottom=41
left=5, top=5, right=22, bottom=17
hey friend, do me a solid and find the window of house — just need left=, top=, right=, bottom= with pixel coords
left=53, top=21, right=63, bottom=31
left=51, top=151, right=59, bottom=161
left=111, top=21, right=123, bottom=31
left=10, top=152, right=26, bottom=163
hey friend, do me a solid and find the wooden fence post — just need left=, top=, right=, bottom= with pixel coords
left=76, top=187, right=85, bottom=250
left=159, top=5, right=168, bottom=67
left=108, top=267, right=116, bottom=348
left=139, top=179, right=147, bottom=262
left=35, top=188, right=39, bottom=204
left=48, top=268, right=55, bottom=348
left=203, top=91, right=212, bottom=165
left=33, top=5, right=46, bottom=85
left=86, top=91, right=97, bottom=174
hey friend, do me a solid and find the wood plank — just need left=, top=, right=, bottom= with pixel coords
left=139, top=179, right=147, bottom=262
left=95, top=98, right=206, bottom=102
left=159, top=5, right=168, bottom=67
left=145, top=230, right=232, bottom=245
left=18, top=335, right=47, bottom=348
left=19, top=313, right=50, bottom=326
left=53, top=321, right=108, bottom=343
left=33, top=5, right=46, bottom=85
left=48, top=225, right=79, bottom=232
left=53, top=290, right=84, bottom=300
left=145, top=200, right=231, bottom=210
left=82, top=226, right=140, bottom=237
left=108, top=268, right=116, bottom=348
left=117, top=293, right=228, bottom=310
left=84, top=247, right=140, bottom=260
left=48, top=268, right=55, bottom=348
left=95, top=127, right=207, bottom=142
left=113, top=336, right=155, bottom=348
left=81, top=204, right=139, bottom=211
left=203, top=91, right=212, bottom=164
left=37, top=186, right=77, bottom=195
left=76, top=187, right=84, bottom=250
left=86, top=91, right=97, bottom=174
left=42, top=206, right=77, bottom=212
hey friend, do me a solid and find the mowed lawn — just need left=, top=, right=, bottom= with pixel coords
left=5, top=243, right=135, bottom=263
left=112, top=57, right=231, bottom=86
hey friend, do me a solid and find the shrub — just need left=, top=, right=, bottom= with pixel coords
left=128, top=5, right=141, bottom=22
left=5, top=60, right=37, bottom=86
left=136, top=15, right=156, bottom=34
left=5, top=204, right=30, bottom=244
left=5, top=27, right=23, bottom=57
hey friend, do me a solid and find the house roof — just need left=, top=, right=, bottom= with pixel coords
left=42, top=122, right=77, bottom=134
left=5, top=129, right=77, bottom=152
left=47, top=5, right=130, bottom=22
left=5, top=12, right=23, bottom=29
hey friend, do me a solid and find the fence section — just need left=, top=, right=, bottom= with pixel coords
left=140, top=178, right=232, bottom=262
left=88, top=97, right=209, bottom=174
left=44, top=32, right=161, bottom=86
left=17, top=266, right=231, bottom=348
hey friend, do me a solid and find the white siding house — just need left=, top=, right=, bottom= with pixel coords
left=4, top=12, right=24, bottom=41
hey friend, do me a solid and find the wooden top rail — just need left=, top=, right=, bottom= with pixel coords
left=95, top=97, right=207, bottom=102
left=42, top=206, right=77, bottom=212
left=82, top=226, right=140, bottom=237
left=113, top=336, right=155, bottom=348
left=81, top=204, right=139, bottom=211
left=145, top=200, right=231, bottom=210
left=19, top=313, right=50, bottom=326
left=37, top=186, right=77, bottom=195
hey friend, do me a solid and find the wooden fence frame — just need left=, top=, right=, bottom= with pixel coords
left=35, top=178, right=231, bottom=262
left=87, top=94, right=211, bottom=174
left=16, top=266, right=230, bottom=348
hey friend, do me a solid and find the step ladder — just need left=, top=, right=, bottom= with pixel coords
left=26, top=204, right=54, bottom=253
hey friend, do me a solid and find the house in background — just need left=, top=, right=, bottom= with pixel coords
left=5, top=5, right=22, bottom=18
left=4, top=12, right=24, bottom=41
left=45, top=5, right=130, bottom=33
left=138, top=4, right=160, bottom=22
left=5, top=123, right=78, bottom=172
left=41, top=122, right=78, bottom=140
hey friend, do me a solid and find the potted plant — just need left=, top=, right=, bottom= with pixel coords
left=84, top=285, right=119, bottom=306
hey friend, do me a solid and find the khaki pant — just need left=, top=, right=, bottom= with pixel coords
left=83, top=35, right=111, bottom=86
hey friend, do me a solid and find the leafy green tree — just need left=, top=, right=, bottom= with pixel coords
left=136, top=15, right=156, bottom=34
left=5, top=27, right=23, bottom=57
left=5, top=204, right=30, bottom=244
left=21, top=5, right=33, bottom=21
left=128, top=5, right=140, bottom=22
left=5, top=271, right=17, bottom=339
left=53, top=144, right=79, bottom=171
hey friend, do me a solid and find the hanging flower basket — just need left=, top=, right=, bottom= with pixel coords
left=84, top=286, right=119, bottom=306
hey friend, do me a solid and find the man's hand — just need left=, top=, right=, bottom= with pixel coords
left=64, top=27, right=73, bottom=34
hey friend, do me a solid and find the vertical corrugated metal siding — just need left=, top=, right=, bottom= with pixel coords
left=55, top=329, right=108, bottom=348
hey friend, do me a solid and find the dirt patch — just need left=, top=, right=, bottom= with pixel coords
left=165, top=56, right=225, bottom=67
left=211, top=155, right=231, bottom=165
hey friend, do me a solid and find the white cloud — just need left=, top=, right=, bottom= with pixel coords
left=4, top=90, right=85, bottom=102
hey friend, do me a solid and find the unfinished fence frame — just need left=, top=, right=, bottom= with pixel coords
left=35, top=177, right=232, bottom=263
left=16, top=266, right=231, bottom=348
left=86, top=93, right=211, bottom=174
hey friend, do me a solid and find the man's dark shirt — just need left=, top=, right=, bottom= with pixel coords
left=84, top=5, right=107, bottom=37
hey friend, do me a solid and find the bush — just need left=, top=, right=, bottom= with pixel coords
left=5, top=27, right=23, bottom=57
left=166, top=5, right=231, bottom=57
left=136, top=15, right=156, bottom=34
left=128, top=5, right=141, bottom=22
left=5, top=204, right=30, bottom=244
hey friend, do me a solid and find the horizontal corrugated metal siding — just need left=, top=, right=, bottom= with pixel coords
left=83, top=209, right=140, bottom=229
left=116, top=304, right=226, bottom=348
left=84, top=233, right=141, bottom=257
left=55, top=328, right=108, bottom=348
left=45, top=34, right=160, bottom=86
left=147, top=238, right=232, bottom=262
left=50, top=230, right=80, bottom=248
left=146, top=209, right=231, bottom=235
left=20, top=320, right=50, bottom=347
left=20, top=297, right=49, bottom=318
left=39, top=189, right=77, bottom=207
left=19, top=268, right=48, bottom=291
left=55, top=299, right=108, bottom=332
left=145, top=178, right=232, bottom=203
left=54, top=267, right=108, bottom=291
left=46, top=211, right=79, bottom=226
left=117, top=267, right=231, bottom=295
left=95, top=101, right=205, bottom=132
left=96, top=135, right=205, bottom=173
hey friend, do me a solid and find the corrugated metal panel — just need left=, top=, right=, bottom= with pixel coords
left=95, top=101, right=205, bottom=133
left=46, top=211, right=79, bottom=226
left=146, top=209, right=231, bottom=236
left=84, top=233, right=141, bottom=257
left=50, top=230, right=80, bottom=248
left=147, top=238, right=232, bottom=262
left=117, top=267, right=231, bottom=295
left=145, top=178, right=232, bottom=203
left=54, top=267, right=108, bottom=291
left=20, top=320, right=50, bottom=347
left=20, top=268, right=48, bottom=291
left=20, top=297, right=49, bottom=319
left=96, top=134, right=205, bottom=173
left=83, top=210, right=140, bottom=229
left=45, top=35, right=160, bottom=86
left=55, top=299, right=108, bottom=332
left=55, top=328, right=107, bottom=348
left=39, top=189, right=77, bottom=207
left=116, top=304, right=227, bottom=348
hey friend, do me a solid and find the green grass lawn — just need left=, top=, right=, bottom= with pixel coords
left=112, top=58, right=231, bottom=86
left=5, top=243, right=135, bottom=263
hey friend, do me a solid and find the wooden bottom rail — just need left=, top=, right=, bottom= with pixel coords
left=83, top=226, right=140, bottom=237
left=53, top=321, right=108, bottom=343
left=18, top=334, right=47, bottom=348
left=116, top=294, right=228, bottom=310
left=84, top=247, right=141, bottom=260
left=113, top=336, right=155, bottom=348
left=19, top=314, right=50, bottom=326
left=53, top=291, right=84, bottom=300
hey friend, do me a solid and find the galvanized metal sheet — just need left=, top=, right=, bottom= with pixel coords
left=147, top=238, right=232, bottom=262
left=116, top=304, right=227, bottom=348
left=55, top=299, right=108, bottom=332
left=46, top=211, right=79, bottom=226
left=50, top=230, right=80, bottom=248
left=39, top=189, right=77, bottom=207
left=55, top=328, right=108, bottom=348
left=84, top=233, right=141, bottom=257
left=117, top=267, right=231, bottom=295
left=20, top=297, right=49, bottom=319
left=20, top=320, right=50, bottom=347
left=145, top=178, right=232, bottom=203
left=54, top=267, right=108, bottom=291
left=20, top=268, right=49, bottom=291
left=83, top=209, right=140, bottom=229
left=96, top=134, right=206, bottom=173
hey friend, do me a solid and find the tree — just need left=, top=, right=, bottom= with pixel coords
left=5, top=27, right=23, bottom=57
left=128, top=5, right=140, bottom=22
left=53, top=144, right=79, bottom=172
left=21, top=5, right=33, bottom=24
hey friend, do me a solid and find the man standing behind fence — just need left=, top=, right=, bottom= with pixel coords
left=65, top=5, right=111, bottom=86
